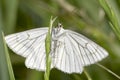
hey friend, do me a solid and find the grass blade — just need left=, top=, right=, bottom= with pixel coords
left=44, top=17, right=57, bottom=80
left=96, top=63, right=120, bottom=80
left=0, top=7, right=15, bottom=80
left=99, top=0, right=120, bottom=40
left=84, top=69, right=92, bottom=80
left=1, top=33, right=15, bottom=80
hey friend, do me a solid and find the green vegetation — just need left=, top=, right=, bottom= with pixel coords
left=0, top=0, right=120, bottom=80
left=45, top=17, right=57, bottom=80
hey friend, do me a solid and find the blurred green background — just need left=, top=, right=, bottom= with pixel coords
left=0, top=0, right=120, bottom=80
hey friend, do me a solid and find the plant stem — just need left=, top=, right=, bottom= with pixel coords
left=44, top=17, right=57, bottom=80
left=96, top=63, right=120, bottom=80
left=84, top=69, right=92, bottom=80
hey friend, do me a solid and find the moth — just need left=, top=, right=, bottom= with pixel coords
left=5, top=23, right=108, bottom=73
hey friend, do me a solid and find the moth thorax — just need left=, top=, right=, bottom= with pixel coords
left=53, top=27, right=64, bottom=37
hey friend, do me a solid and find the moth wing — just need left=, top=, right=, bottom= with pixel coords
left=5, top=27, right=48, bottom=57
left=66, top=30, right=108, bottom=66
left=53, top=30, right=108, bottom=73
left=5, top=27, right=48, bottom=71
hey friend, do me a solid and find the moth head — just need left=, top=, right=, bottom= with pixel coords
left=53, top=23, right=64, bottom=36
left=56, top=23, right=63, bottom=32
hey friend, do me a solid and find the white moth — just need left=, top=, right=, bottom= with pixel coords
left=5, top=23, right=108, bottom=73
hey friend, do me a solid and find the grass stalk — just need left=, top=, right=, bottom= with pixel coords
left=0, top=4, right=15, bottom=80
left=84, top=69, right=92, bottom=80
left=44, top=17, right=57, bottom=80
left=99, top=0, right=120, bottom=40
left=96, top=63, right=120, bottom=80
